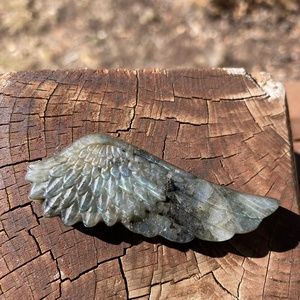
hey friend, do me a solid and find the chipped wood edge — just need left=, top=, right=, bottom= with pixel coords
left=251, top=72, right=285, bottom=102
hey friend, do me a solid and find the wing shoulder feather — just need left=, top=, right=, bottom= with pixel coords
left=26, top=135, right=170, bottom=227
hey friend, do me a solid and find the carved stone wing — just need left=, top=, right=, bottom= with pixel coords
left=26, top=134, right=279, bottom=243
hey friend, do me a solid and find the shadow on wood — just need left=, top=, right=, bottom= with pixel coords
left=75, top=206, right=300, bottom=259
left=293, top=152, right=300, bottom=197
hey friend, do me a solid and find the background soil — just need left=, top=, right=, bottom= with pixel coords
left=0, top=0, right=299, bottom=81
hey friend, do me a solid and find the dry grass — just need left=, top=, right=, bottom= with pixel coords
left=0, top=0, right=299, bottom=80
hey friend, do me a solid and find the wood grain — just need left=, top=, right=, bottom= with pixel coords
left=0, top=69, right=299, bottom=299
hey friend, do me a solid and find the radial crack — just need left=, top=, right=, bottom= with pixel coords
left=118, top=257, right=129, bottom=299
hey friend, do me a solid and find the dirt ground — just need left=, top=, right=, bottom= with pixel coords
left=0, top=0, right=299, bottom=81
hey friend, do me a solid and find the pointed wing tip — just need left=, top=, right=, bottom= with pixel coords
left=219, top=197, right=280, bottom=242
left=229, top=196, right=280, bottom=239
left=193, top=196, right=280, bottom=243
left=266, top=197, right=280, bottom=213
left=256, top=195, right=280, bottom=218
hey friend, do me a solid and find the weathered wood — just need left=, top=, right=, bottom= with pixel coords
left=286, top=81, right=300, bottom=153
left=0, top=69, right=299, bottom=299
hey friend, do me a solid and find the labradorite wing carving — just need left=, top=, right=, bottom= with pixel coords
left=25, top=134, right=279, bottom=243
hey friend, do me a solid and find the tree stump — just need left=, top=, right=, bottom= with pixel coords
left=0, top=69, right=299, bottom=300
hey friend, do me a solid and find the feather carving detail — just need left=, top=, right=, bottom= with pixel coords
left=25, top=134, right=279, bottom=243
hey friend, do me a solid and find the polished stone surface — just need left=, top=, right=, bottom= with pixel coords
left=26, top=134, right=279, bottom=243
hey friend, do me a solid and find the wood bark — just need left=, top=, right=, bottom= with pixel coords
left=0, top=69, right=299, bottom=299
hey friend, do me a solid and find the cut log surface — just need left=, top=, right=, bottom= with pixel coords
left=0, top=69, right=299, bottom=300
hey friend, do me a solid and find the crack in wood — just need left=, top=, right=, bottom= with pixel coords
left=118, top=257, right=129, bottom=299
left=236, top=258, right=246, bottom=299
left=262, top=252, right=271, bottom=298
left=210, top=271, right=238, bottom=299
left=28, top=228, right=42, bottom=255
left=0, top=248, right=41, bottom=280
left=0, top=202, right=31, bottom=217
left=115, top=71, right=139, bottom=135
left=48, top=250, right=62, bottom=299
left=0, top=156, right=42, bottom=170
